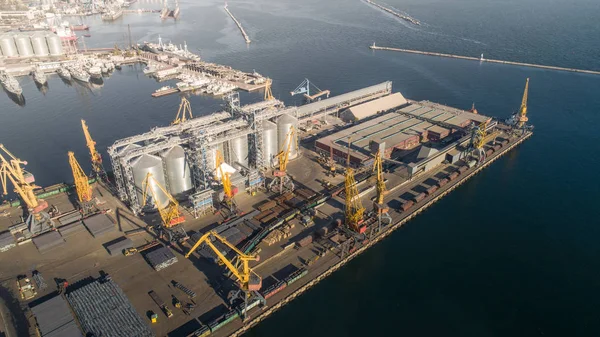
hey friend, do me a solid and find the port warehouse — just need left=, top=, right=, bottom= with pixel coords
left=0, top=79, right=530, bottom=337
left=108, top=81, right=393, bottom=215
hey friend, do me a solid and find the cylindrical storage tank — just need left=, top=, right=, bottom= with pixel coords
left=0, top=34, right=18, bottom=57
left=229, top=134, right=249, bottom=167
left=14, top=35, right=34, bottom=57
left=161, top=145, right=193, bottom=199
left=277, top=113, right=298, bottom=160
left=262, top=120, right=278, bottom=167
left=46, top=34, right=63, bottom=56
left=208, top=143, right=225, bottom=171
left=30, top=33, right=49, bottom=57
left=131, top=154, right=169, bottom=209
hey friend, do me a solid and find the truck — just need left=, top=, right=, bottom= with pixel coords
left=148, top=290, right=173, bottom=318
left=17, top=276, right=37, bottom=300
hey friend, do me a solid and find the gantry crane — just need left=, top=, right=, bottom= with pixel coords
left=215, top=150, right=238, bottom=216
left=372, top=150, right=391, bottom=230
left=172, top=97, right=193, bottom=125
left=68, top=151, right=95, bottom=215
left=0, top=144, right=54, bottom=235
left=185, top=230, right=264, bottom=319
left=290, top=78, right=330, bottom=103
left=264, top=78, right=274, bottom=101
left=141, top=172, right=185, bottom=228
left=269, top=126, right=296, bottom=194
left=344, top=138, right=366, bottom=233
left=506, top=78, right=532, bottom=131
left=81, top=120, right=107, bottom=180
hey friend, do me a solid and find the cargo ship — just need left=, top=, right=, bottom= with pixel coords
left=0, top=72, right=23, bottom=96
left=71, top=24, right=90, bottom=31
left=57, top=67, right=72, bottom=81
left=32, top=70, right=47, bottom=86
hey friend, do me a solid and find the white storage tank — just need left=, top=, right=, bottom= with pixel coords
left=30, top=33, right=49, bottom=57
left=0, top=34, right=18, bottom=57
left=161, top=145, right=193, bottom=199
left=14, top=34, right=34, bottom=57
left=277, top=113, right=298, bottom=160
left=131, top=154, right=169, bottom=209
left=262, top=120, right=278, bottom=167
left=228, top=134, right=249, bottom=167
left=46, top=34, right=63, bottom=56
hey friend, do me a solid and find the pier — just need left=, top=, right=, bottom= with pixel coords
left=224, top=4, right=251, bottom=44
left=370, top=44, right=600, bottom=76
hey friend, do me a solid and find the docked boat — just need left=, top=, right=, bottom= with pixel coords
left=151, top=85, right=178, bottom=97
left=0, top=72, right=23, bottom=96
left=70, top=67, right=90, bottom=83
left=87, top=66, right=102, bottom=78
left=143, top=65, right=157, bottom=75
left=57, top=67, right=72, bottom=80
left=32, top=70, right=47, bottom=86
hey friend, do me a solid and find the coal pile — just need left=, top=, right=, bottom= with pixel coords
left=66, top=277, right=154, bottom=337
left=83, top=214, right=115, bottom=237
left=0, top=231, right=16, bottom=252
left=145, top=246, right=178, bottom=271
left=32, top=231, right=65, bottom=253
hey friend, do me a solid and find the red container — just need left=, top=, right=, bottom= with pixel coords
left=448, top=172, right=459, bottom=181
left=426, top=185, right=438, bottom=196
left=437, top=178, right=449, bottom=188
left=413, top=192, right=426, bottom=203
left=401, top=200, right=414, bottom=212
left=486, top=149, right=494, bottom=156
left=458, top=166, right=468, bottom=174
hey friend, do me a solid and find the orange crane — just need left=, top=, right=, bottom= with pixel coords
left=0, top=144, right=54, bottom=235
left=329, top=140, right=336, bottom=177
left=68, top=151, right=94, bottom=214
left=264, top=78, right=274, bottom=101
left=516, top=78, right=530, bottom=128
left=185, top=230, right=264, bottom=319
left=269, top=126, right=296, bottom=194
left=344, top=138, right=366, bottom=233
left=81, top=120, right=106, bottom=180
left=141, top=173, right=185, bottom=228
left=215, top=150, right=237, bottom=215
left=372, top=150, right=391, bottom=230
left=172, top=97, right=193, bottom=125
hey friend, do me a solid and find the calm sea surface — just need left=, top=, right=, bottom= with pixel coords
left=1, top=0, right=599, bottom=335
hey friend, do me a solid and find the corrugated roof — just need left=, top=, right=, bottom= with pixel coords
left=341, top=92, right=408, bottom=121
left=398, top=102, right=491, bottom=129
left=296, top=81, right=392, bottom=118
left=31, top=296, right=82, bottom=337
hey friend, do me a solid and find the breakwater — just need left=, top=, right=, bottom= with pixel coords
left=224, top=4, right=251, bottom=44
left=370, top=44, right=600, bottom=76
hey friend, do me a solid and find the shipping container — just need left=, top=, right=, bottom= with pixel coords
left=448, top=172, right=459, bottom=181
left=412, top=192, right=426, bottom=203
left=400, top=200, right=414, bottom=212
left=437, top=178, right=449, bottom=188
left=192, top=325, right=211, bottom=337
left=296, top=234, right=313, bottom=248
left=458, top=166, right=468, bottom=174
left=262, top=280, right=287, bottom=299
left=486, top=149, right=494, bottom=156
left=285, top=268, right=308, bottom=286
left=425, top=185, right=438, bottom=196
left=494, top=144, right=502, bottom=151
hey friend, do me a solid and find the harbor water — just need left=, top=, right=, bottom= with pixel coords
left=1, top=0, right=599, bottom=335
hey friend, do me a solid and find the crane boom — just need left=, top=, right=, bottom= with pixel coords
left=215, top=150, right=233, bottom=200
left=141, top=173, right=184, bottom=228
left=344, top=138, right=365, bottom=233
left=264, top=78, right=274, bottom=101
left=172, top=97, right=193, bottom=125
left=0, top=144, right=43, bottom=211
left=81, top=120, right=105, bottom=178
left=277, top=126, right=296, bottom=173
left=68, top=152, right=92, bottom=203
left=185, top=231, right=261, bottom=292
left=517, top=78, right=529, bottom=127
left=373, top=150, right=386, bottom=205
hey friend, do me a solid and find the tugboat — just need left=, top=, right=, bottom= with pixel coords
left=32, top=69, right=47, bottom=86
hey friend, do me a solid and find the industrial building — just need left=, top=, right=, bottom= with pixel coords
left=108, top=82, right=393, bottom=215
left=340, top=92, right=407, bottom=122
left=315, top=100, right=491, bottom=167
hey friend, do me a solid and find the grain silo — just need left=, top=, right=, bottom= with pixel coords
left=262, top=120, right=278, bottom=167
left=30, top=33, right=49, bottom=57
left=14, top=34, right=34, bottom=57
left=228, top=134, right=249, bottom=167
left=131, top=154, right=169, bottom=209
left=277, top=113, right=298, bottom=160
left=0, top=34, right=18, bottom=57
left=161, top=145, right=193, bottom=199
left=46, top=34, right=63, bottom=56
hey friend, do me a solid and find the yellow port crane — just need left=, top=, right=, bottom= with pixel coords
left=141, top=172, right=185, bottom=228
left=0, top=144, right=54, bottom=235
left=215, top=150, right=237, bottom=215
left=81, top=120, right=106, bottom=180
left=372, top=150, right=391, bottom=230
left=185, top=230, right=264, bottom=319
left=264, top=78, right=274, bottom=101
left=517, top=78, right=530, bottom=128
left=269, top=126, right=296, bottom=194
left=344, top=138, right=366, bottom=233
left=172, top=97, right=193, bottom=125
left=68, top=151, right=94, bottom=214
